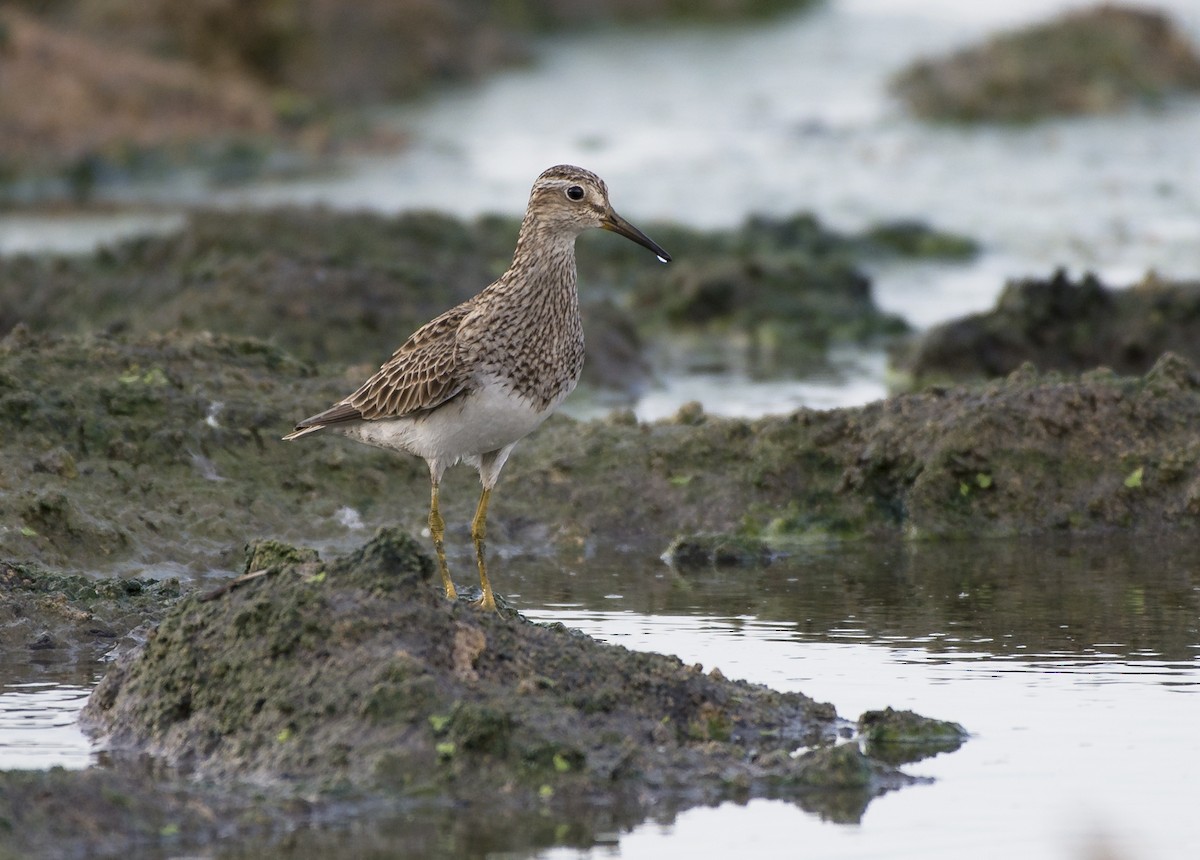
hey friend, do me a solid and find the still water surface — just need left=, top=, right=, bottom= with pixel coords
left=523, top=536, right=1200, bottom=860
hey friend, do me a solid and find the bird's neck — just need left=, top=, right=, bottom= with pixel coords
left=508, top=213, right=580, bottom=287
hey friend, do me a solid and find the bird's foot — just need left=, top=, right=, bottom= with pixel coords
left=470, top=591, right=499, bottom=614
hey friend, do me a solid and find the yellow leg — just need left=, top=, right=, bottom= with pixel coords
left=429, top=482, right=457, bottom=601
left=470, top=487, right=497, bottom=612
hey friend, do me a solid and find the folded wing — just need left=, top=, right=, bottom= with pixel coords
left=284, top=302, right=473, bottom=438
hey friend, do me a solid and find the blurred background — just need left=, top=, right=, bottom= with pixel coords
left=3, top=0, right=1199, bottom=420
left=4, top=0, right=1195, bottom=393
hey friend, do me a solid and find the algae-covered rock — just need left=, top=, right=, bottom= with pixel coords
left=895, top=270, right=1200, bottom=386
left=242, top=538, right=321, bottom=574
left=633, top=255, right=903, bottom=372
left=858, top=707, right=968, bottom=766
left=507, top=352, right=1200, bottom=547
left=0, top=327, right=372, bottom=570
left=82, top=529, right=937, bottom=822
left=859, top=220, right=978, bottom=260
left=892, top=5, right=1200, bottom=122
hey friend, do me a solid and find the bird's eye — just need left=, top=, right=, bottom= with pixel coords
left=565, top=185, right=585, bottom=201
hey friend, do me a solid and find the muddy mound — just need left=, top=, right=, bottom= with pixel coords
left=506, top=352, right=1200, bottom=544
left=0, top=7, right=280, bottom=177
left=82, top=529, right=961, bottom=822
left=3, top=329, right=1198, bottom=579
left=2, top=0, right=823, bottom=194
left=0, top=327, right=383, bottom=571
left=895, top=270, right=1200, bottom=385
left=38, top=0, right=822, bottom=107
left=892, top=5, right=1200, bottom=122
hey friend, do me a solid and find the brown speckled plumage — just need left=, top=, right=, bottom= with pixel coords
left=284, top=165, right=670, bottom=611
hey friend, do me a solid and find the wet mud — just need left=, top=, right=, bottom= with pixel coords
left=0, top=208, right=930, bottom=395
left=3, top=326, right=1199, bottom=576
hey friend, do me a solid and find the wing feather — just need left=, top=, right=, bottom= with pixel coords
left=288, top=302, right=474, bottom=434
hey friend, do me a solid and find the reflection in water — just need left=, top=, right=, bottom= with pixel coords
left=505, top=533, right=1200, bottom=667
left=511, top=534, right=1200, bottom=860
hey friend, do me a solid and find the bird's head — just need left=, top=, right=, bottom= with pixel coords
left=527, top=165, right=671, bottom=263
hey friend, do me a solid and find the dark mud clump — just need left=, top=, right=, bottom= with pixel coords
left=892, top=5, right=1200, bottom=122
left=75, top=528, right=945, bottom=853
left=895, top=270, right=1200, bottom=386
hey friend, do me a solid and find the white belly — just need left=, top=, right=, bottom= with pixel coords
left=336, top=383, right=560, bottom=467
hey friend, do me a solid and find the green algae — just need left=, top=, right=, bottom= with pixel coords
left=0, top=206, right=959, bottom=393
left=0, top=559, right=182, bottom=671
left=858, top=707, right=968, bottom=766
left=860, top=220, right=978, bottom=259
left=242, top=539, right=320, bottom=574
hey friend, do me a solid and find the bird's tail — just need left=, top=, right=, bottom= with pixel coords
left=281, top=425, right=323, bottom=441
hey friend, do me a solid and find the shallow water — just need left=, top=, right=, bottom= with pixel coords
left=512, top=536, right=1200, bottom=860
left=206, top=0, right=1200, bottom=313
left=0, top=682, right=93, bottom=771
left=565, top=346, right=889, bottom=421
left=0, top=211, right=186, bottom=256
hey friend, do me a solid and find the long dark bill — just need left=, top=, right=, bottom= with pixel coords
left=602, top=211, right=672, bottom=263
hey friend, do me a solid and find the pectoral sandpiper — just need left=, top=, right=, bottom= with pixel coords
left=284, top=165, right=670, bottom=611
